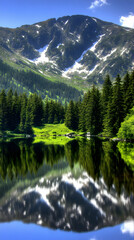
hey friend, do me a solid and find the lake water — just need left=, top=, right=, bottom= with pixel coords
left=0, top=137, right=134, bottom=239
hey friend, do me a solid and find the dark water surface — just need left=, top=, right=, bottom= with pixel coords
left=0, top=137, right=134, bottom=239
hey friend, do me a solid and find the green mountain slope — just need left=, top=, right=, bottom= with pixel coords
left=0, top=59, right=82, bottom=102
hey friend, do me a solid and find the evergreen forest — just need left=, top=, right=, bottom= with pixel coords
left=0, top=71, right=134, bottom=138
left=65, top=71, right=134, bottom=137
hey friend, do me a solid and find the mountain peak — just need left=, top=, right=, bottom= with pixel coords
left=0, top=14, right=134, bottom=88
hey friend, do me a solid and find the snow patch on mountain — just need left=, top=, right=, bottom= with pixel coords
left=76, top=35, right=81, bottom=42
left=34, top=44, right=49, bottom=64
left=56, top=43, right=64, bottom=48
left=90, top=34, right=105, bottom=52
left=92, top=18, right=98, bottom=23
left=62, top=63, right=89, bottom=78
left=88, top=64, right=100, bottom=76
left=30, top=43, right=57, bottom=67
left=35, top=24, right=41, bottom=28
left=100, top=48, right=117, bottom=61
left=65, top=20, right=69, bottom=25
left=62, top=35, right=105, bottom=78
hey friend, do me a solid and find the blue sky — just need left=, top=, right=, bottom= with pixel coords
left=0, top=0, right=134, bottom=28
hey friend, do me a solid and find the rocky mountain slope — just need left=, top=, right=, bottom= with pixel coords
left=0, top=15, right=134, bottom=89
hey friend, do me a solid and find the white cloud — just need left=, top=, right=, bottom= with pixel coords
left=120, top=13, right=134, bottom=29
left=89, top=0, right=108, bottom=9
left=121, top=221, right=134, bottom=236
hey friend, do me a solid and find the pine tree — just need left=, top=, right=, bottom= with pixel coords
left=12, top=90, right=21, bottom=131
left=78, top=101, right=86, bottom=132
left=30, top=93, right=44, bottom=126
left=48, top=100, right=55, bottom=124
left=112, top=74, right=124, bottom=135
left=129, top=70, right=134, bottom=107
left=44, top=98, right=49, bottom=124
left=53, top=114, right=58, bottom=124
left=79, top=91, right=90, bottom=132
left=73, top=101, right=79, bottom=130
left=103, top=95, right=114, bottom=136
left=103, top=75, right=124, bottom=136
left=0, top=90, right=7, bottom=132
left=24, top=98, right=33, bottom=134
left=102, top=74, right=112, bottom=116
left=122, top=72, right=132, bottom=115
left=6, top=89, right=13, bottom=131
left=19, top=93, right=27, bottom=133
left=85, top=86, right=102, bottom=135
left=65, top=100, right=76, bottom=130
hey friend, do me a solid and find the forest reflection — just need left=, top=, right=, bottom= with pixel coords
left=0, top=138, right=134, bottom=195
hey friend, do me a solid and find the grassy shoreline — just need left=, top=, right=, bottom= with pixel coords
left=33, top=123, right=77, bottom=137
left=1, top=124, right=133, bottom=143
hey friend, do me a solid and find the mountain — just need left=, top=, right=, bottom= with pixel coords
left=0, top=15, right=134, bottom=93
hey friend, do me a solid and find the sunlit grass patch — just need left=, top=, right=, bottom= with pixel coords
left=33, top=123, right=75, bottom=137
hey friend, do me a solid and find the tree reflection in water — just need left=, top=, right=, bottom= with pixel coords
left=0, top=138, right=134, bottom=232
left=0, top=138, right=134, bottom=195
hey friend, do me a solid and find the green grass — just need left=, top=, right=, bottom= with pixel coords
left=33, top=123, right=82, bottom=145
left=33, top=123, right=75, bottom=136
left=0, top=124, right=85, bottom=144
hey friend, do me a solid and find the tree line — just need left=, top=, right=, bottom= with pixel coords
left=65, top=71, right=134, bottom=137
left=0, top=89, right=65, bottom=134
left=0, top=71, right=133, bottom=137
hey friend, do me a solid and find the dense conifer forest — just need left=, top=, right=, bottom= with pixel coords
left=65, top=71, right=134, bottom=137
left=0, top=71, right=134, bottom=138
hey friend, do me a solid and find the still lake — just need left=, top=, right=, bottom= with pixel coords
left=0, top=137, right=134, bottom=239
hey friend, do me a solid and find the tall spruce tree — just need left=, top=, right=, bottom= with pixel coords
left=129, top=70, right=134, bottom=107
left=24, top=98, right=33, bottom=134
left=85, top=86, right=102, bottom=135
left=12, top=90, right=21, bottom=131
left=78, top=101, right=86, bottom=132
left=79, top=91, right=90, bottom=132
left=112, top=74, right=124, bottom=135
left=103, top=94, right=114, bottom=136
left=122, top=72, right=132, bottom=115
left=65, top=100, right=76, bottom=130
left=30, top=93, right=44, bottom=127
left=102, top=75, right=112, bottom=116
left=6, top=89, right=14, bottom=131
left=48, top=100, right=55, bottom=124
left=19, top=93, right=27, bottom=133
left=44, top=98, right=49, bottom=124
left=0, top=90, right=7, bottom=132
left=103, top=74, right=124, bottom=136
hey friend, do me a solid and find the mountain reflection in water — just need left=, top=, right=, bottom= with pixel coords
left=0, top=138, right=134, bottom=233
